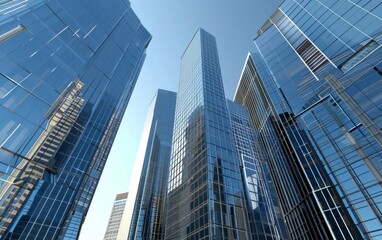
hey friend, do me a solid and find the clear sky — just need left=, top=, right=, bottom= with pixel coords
left=79, top=1, right=282, bottom=239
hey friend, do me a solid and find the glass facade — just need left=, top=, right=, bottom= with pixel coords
left=0, top=0, right=151, bottom=239
left=235, top=1, right=382, bottom=239
left=128, top=89, right=177, bottom=240
left=165, top=28, right=249, bottom=240
left=104, top=192, right=129, bottom=240
left=227, top=100, right=290, bottom=240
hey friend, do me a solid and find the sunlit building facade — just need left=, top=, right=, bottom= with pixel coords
left=165, top=28, right=250, bottom=240
left=227, top=100, right=290, bottom=240
left=0, top=0, right=151, bottom=239
left=104, top=192, right=129, bottom=240
left=235, top=0, right=382, bottom=239
left=128, top=89, right=177, bottom=240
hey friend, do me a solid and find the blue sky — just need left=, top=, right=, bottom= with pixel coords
left=79, top=1, right=282, bottom=239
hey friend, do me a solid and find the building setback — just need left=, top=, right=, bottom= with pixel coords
left=235, top=0, right=382, bottom=239
left=104, top=192, right=129, bottom=240
left=165, top=28, right=250, bottom=240
left=0, top=0, right=151, bottom=239
left=127, top=89, right=177, bottom=240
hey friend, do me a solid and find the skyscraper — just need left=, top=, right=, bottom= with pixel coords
left=126, top=89, right=177, bottom=240
left=235, top=1, right=382, bottom=239
left=104, top=192, right=129, bottom=240
left=165, top=28, right=250, bottom=240
left=0, top=0, right=151, bottom=239
left=226, top=100, right=290, bottom=240
left=113, top=89, right=175, bottom=240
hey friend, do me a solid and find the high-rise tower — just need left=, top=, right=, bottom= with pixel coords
left=235, top=1, right=382, bottom=239
left=0, top=0, right=151, bottom=239
left=165, top=28, right=250, bottom=240
left=127, top=89, right=177, bottom=240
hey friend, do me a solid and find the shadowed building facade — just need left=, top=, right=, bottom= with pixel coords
left=0, top=0, right=151, bottom=239
left=235, top=1, right=382, bottom=239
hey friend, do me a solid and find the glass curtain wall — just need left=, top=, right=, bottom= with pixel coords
left=236, top=0, right=382, bottom=239
left=128, top=90, right=177, bottom=240
left=0, top=1, right=151, bottom=239
left=227, top=100, right=290, bottom=240
left=166, top=28, right=250, bottom=240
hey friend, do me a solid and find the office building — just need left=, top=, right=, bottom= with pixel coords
left=0, top=0, right=151, bottom=239
left=227, top=100, right=290, bottom=240
left=165, top=28, right=250, bottom=240
left=104, top=192, right=129, bottom=240
left=127, top=89, right=176, bottom=240
left=235, top=1, right=382, bottom=239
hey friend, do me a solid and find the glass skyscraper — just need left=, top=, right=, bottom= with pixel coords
left=235, top=1, right=382, bottom=239
left=104, top=192, right=129, bottom=240
left=127, top=89, right=177, bottom=240
left=165, top=28, right=250, bottom=240
left=227, top=100, right=290, bottom=240
left=0, top=0, right=151, bottom=239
